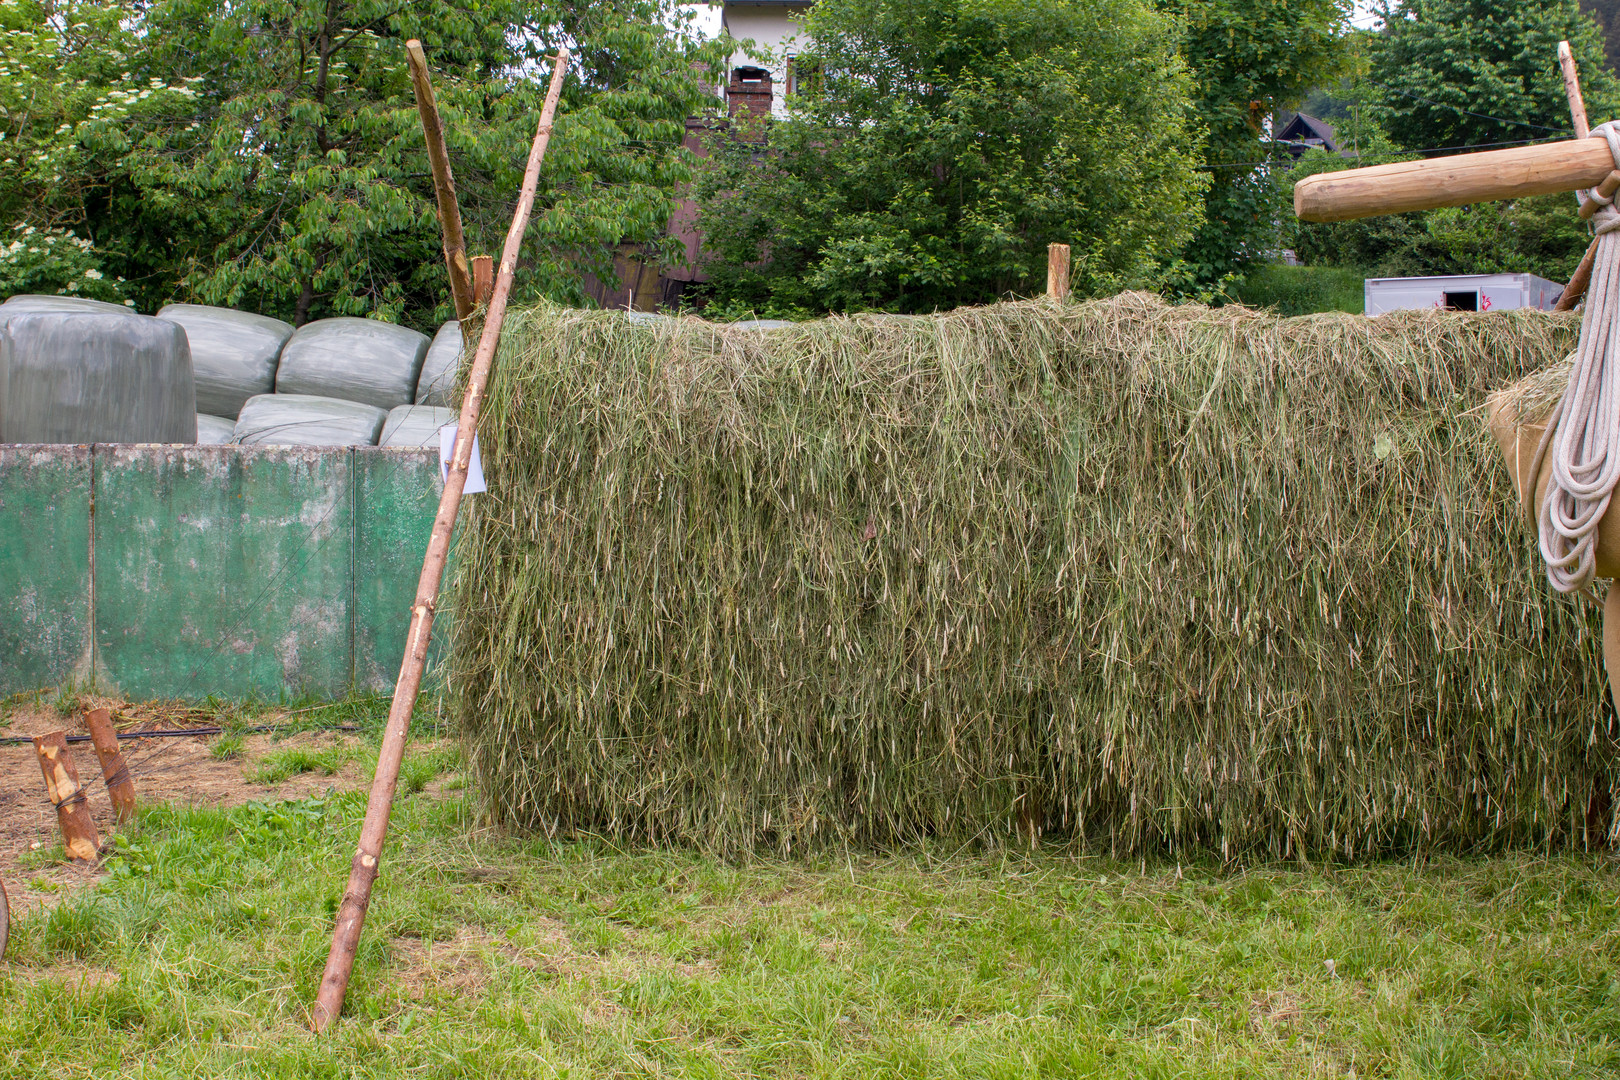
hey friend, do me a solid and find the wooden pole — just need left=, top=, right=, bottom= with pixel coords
left=1560, top=41, right=1590, bottom=141
left=33, top=730, right=100, bottom=863
left=1294, top=138, right=1615, bottom=222
left=311, top=47, right=571, bottom=1034
left=84, top=708, right=135, bottom=824
left=1554, top=41, right=1596, bottom=312
left=406, top=39, right=476, bottom=322
left=1046, top=243, right=1070, bottom=300
left=472, top=255, right=494, bottom=307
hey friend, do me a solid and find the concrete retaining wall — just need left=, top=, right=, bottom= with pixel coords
left=0, top=444, right=443, bottom=700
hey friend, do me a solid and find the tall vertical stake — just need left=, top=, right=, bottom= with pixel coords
left=1046, top=243, right=1071, bottom=300
left=406, top=39, right=477, bottom=322
left=85, top=708, right=135, bottom=824
left=33, top=730, right=100, bottom=863
left=1557, top=40, right=1596, bottom=312
left=311, top=47, right=571, bottom=1033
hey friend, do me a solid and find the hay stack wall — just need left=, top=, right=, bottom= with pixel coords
left=451, top=293, right=1617, bottom=857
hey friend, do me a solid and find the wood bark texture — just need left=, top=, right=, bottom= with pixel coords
left=85, top=708, right=136, bottom=824
left=33, top=730, right=100, bottom=863
left=406, top=39, right=476, bottom=322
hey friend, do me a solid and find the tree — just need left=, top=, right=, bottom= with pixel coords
left=1164, top=0, right=1354, bottom=289
left=1368, top=0, right=1617, bottom=151
left=1580, top=0, right=1620, bottom=75
left=692, top=0, right=1205, bottom=316
left=0, top=0, right=728, bottom=327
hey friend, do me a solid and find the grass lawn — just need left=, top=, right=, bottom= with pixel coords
left=2, top=712, right=1620, bottom=1077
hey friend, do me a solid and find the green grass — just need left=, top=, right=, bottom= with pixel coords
left=1233, top=263, right=1365, bottom=316
left=251, top=744, right=359, bottom=785
left=3, top=766, right=1619, bottom=1077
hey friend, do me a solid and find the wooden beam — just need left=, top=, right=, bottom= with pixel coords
left=472, top=255, right=493, bottom=307
left=406, top=40, right=476, bottom=322
left=84, top=708, right=135, bottom=824
left=1046, top=243, right=1070, bottom=300
left=310, top=46, right=571, bottom=1035
left=33, top=730, right=100, bottom=863
left=1294, top=138, right=1615, bottom=222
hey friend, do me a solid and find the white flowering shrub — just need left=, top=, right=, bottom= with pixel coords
left=0, top=222, right=130, bottom=304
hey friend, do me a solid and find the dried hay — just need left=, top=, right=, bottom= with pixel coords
left=450, top=292, right=1617, bottom=857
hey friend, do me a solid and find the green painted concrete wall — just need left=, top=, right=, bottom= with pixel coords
left=0, top=444, right=444, bottom=700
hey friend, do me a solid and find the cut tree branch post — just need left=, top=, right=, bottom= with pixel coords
left=1294, top=138, right=1616, bottom=222
left=1560, top=41, right=1590, bottom=141
left=85, top=708, right=135, bottom=824
left=1557, top=41, right=1597, bottom=312
left=310, top=46, right=571, bottom=1034
left=473, top=255, right=494, bottom=307
left=406, top=39, right=476, bottom=322
left=33, top=730, right=100, bottom=863
left=1046, top=243, right=1070, bottom=300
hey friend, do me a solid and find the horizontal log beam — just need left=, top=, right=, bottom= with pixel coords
left=1294, top=138, right=1613, bottom=222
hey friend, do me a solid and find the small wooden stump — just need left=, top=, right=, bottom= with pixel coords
left=1046, top=243, right=1071, bottom=300
left=33, top=730, right=100, bottom=863
left=85, top=708, right=136, bottom=824
left=472, top=255, right=494, bottom=307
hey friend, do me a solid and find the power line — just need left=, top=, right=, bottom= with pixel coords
left=1362, top=79, right=1567, bottom=134
left=1207, top=134, right=1566, bottom=171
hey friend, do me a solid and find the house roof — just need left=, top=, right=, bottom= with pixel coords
left=1277, top=112, right=1339, bottom=152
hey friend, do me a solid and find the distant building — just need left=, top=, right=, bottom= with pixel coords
left=721, top=0, right=815, bottom=120
left=1364, top=273, right=1565, bottom=316
left=1275, top=112, right=1343, bottom=160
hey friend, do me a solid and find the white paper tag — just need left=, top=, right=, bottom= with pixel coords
left=439, top=423, right=486, bottom=493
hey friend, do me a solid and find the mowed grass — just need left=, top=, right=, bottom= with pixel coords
left=3, top=757, right=1619, bottom=1080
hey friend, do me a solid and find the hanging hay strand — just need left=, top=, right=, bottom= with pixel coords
left=450, top=292, right=1618, bottom=858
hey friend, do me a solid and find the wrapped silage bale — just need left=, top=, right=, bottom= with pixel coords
left=156, top=303, right=294, bottom=419
left=414, top=320, right=463, bottom=406
left=275, top=317, right=429, bottom=409
left=379, top=403, right=456, bottom=448
left=233, top=393, right=386, bottom=446
left=1, top=294, right=133, bottom=317
left=0, top=312, right=196, bottom=443
left=195, top=414, right=237, bottom=444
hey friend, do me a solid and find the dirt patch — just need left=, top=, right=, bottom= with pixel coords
left=391, top=930, right=496, bottom=999
left=0, top=700, right=420, bottom=921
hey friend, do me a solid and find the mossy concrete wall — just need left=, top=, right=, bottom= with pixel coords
left=0, top=444, right=443, bottom=700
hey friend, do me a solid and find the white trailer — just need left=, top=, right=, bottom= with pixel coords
left=1364, top=273, right=1565, bottom=316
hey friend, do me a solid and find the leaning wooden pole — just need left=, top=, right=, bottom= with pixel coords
left=85, top=708, right=135, bottom=824
left=311, top=47, right=570, bottom=1033
left=33, top=730, right=100, bottom=863
left=406, top=39, right=477, bottom=322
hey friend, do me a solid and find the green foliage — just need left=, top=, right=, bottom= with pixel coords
left=1233, top=262, right=1364, bottom=314
left=1584, top=0, right=1620, bottom=74
left=1166, top=0, right=1353, bottom=288
left=1369, top=0, right=1618, bottom=150
left=0, top=0, right=728, bottom=327
left=694, top=0, right=1204, bottom=314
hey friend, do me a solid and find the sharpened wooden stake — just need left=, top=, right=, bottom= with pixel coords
left=472, top=255, right=494, bottom=307
left=1046, top=243, right=1070, bottom=300
left=311, top=46, right=571, bottom=1035
left=1556, top=41, right=1598, bottom=312
left=1560, top=41, right=1589, bottom=141
left=406, top=39, right=476, bottom=322
left=33, top=730, right=100, bottom=863
left=84, top=708, right=135, bottom=824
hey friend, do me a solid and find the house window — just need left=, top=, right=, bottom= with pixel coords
left=787, top=56, right=822, bottom=98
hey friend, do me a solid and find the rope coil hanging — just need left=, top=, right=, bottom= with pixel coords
left=1532, top=122, right=1620, bottom=593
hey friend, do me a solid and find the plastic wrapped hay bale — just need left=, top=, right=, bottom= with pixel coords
left=1, top=294, right=134, bottom=317
left=156, top=303, right=294, bottom=419
left=0, top=312, right=196, bottom=443
left=379, top=403, right=456, bottom=448
left=233, top=394, right=386, bottom=446
left=275, top=317, right=429, bottom=409
left=414, top=320, right=463, bottom=406
left=195, top=414, right=237, bottom=444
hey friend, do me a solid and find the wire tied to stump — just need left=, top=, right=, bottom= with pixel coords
left=102, top=760, right=131, bottom=792
left=50, top=785, right=87, bottom=812
left=1529, top=121, right=1620, bottom=593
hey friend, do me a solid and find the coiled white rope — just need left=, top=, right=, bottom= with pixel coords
left=1534, top=122, right=1620, bottom=593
